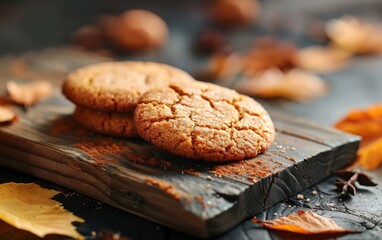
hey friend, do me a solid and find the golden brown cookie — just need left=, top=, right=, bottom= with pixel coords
left=134, top=81, right=275, bottom=162
left=73, top=106, right=137, bottom=137
left=63, top=61, right=194, bottom=112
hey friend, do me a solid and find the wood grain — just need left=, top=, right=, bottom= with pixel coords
left=0, top=48, right=360, bottom=238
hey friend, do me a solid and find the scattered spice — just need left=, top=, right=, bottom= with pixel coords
left=49, top=116, right=86, bottom=135
left=194, top=195, right=207, bottom=209
left=209, top=158, right=271, bottom=182
left=144, top=178, right=182, bottom=201
left=6, top=80, right=53, bottom=108
left=253, top=211, right=357, bottom=234
left=0, top=106, right=17, bottom=124
left=335, top=169, right=377, bottom=196
left=72, top=141, right=124, bottom=165
left=335, top=104, right=382, bottom=170
left=126, top=154, right=173, bottom=170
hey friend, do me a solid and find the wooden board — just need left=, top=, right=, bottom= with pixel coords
left=0, top=48, right=360, bottom=238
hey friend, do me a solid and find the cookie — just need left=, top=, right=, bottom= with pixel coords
left=211, top=0, right=259, bottom=27
left=63, top=61, right=194, bottom=112
left=73, top=106, right=137, bottom=137
left=102, top=10, right=168, bottom=52
left=134, top=81, right=275, bottom=162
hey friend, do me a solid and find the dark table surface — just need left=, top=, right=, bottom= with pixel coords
left=1, top=0, right=382, bottom=239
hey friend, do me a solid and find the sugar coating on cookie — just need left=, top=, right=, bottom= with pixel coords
left=134, top=81, right=275, bottom=161
left=63, top=62, right=194, bottom=112
left=74, top=106, right=137, bottom=137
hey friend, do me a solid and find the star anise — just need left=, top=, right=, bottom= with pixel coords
left=335, top=169, right=377, bottom=196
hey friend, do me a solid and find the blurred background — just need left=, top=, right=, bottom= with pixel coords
left=1, top=1, right=382, bottom=239
left=1, top=0, right=382, bottom=125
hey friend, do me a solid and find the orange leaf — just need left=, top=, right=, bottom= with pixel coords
left=335, top=105, right=382, bottom=139
left=6, top=81, right=53, bottom=107
left=356, top=136, right=382, bottom=170
left=335, top=104, right=382, bottom=170
left=0, top=106, right=17, bottom=124
left=253, top=211, right=356, bottom=234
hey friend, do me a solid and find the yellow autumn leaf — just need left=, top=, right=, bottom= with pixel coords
left=0, top=183, right=84, bottom=239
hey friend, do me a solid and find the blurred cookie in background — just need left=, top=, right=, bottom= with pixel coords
left=210, top=0, right=260, bottom=27
left=101, top=10, right=169, bottom=52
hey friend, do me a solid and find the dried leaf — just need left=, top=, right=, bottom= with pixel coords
left=7, top=81, right=53, bottom=107
left=0, top=183, right=84, bottom=239
left=326, top=16, right=382, bottom=54
left=0, top=220, right=69, bottom=240
left=335, top=105, right=382, bottom=143
left=357, top=137, right=382, bottom=170
left=335, top=105, right=382, bottom=170
left=235, top=68, right=328, bottom=102
left=253, top=211, right=356, bottom=234
left=296, top=46, right=350, bottom=72
left=0, top=106, right=17, bottom=124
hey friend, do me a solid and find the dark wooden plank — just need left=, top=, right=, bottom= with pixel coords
left=0, top=48, right=360, bottom=238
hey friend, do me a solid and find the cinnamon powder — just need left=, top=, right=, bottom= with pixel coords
left=194, top=195, right=207, bottom=209
left=49, top=116, right=88, bottom=136
left=53, top=114, right=273, bottom=183
left=209, top=158, right=272, bottom=182
left=144, top=178, right=181, bottom=201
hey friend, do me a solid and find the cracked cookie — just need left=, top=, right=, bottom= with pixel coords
left=134, top=81, right=275, bottom=161
left=63, top=61, right=194, bottom=112
left=74, top=106, right=137, bottom=137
